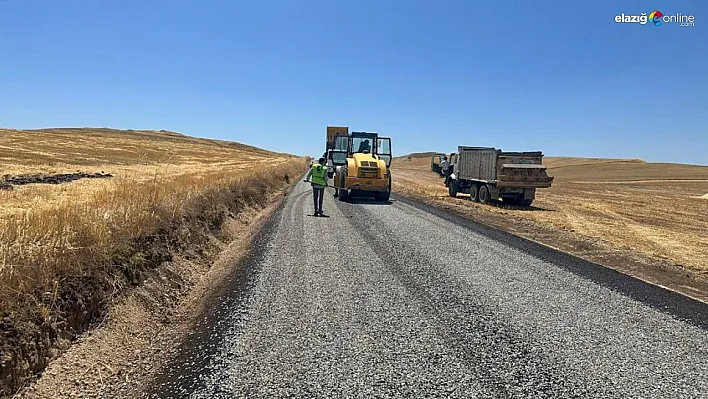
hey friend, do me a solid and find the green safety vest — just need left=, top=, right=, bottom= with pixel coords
left=310, top=163, right=327, bottom=186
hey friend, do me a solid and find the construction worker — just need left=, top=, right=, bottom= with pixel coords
left=304, top=157, right=328, bottom=216
left=357, top=139, right=371, bottom=153
left=440, top=156, right=450, bottom=177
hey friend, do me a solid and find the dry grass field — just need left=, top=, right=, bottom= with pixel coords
left=0, top=127, right=307, bottom=394
left=0, top=128, right=277, bottom=216
left=393, top=153, right=708, bottom=298
left=0, top=127, right=300, bottom=302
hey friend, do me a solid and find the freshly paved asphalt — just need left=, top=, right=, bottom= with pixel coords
left=145, top=181, right=708, bottom=398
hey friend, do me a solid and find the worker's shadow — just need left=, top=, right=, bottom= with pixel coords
left=307, top=214, right=331, bottom=218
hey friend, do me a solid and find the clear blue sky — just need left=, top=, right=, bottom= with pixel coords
left=1, top=0, right=706, bottom=164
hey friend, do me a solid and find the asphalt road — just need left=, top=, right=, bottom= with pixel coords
left=146, top=182, right=708, bottom=398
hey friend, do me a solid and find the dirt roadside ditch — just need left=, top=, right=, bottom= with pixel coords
left=392, top=190, right=708, bottom=305
left=2, top=166, right=307, bottom=398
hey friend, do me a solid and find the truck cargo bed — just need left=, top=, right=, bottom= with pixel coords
left=455, top=146, right=554, bottom=187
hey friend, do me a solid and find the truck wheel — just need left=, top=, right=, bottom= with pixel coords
left=503, top=197, right=518, bottom=206
left=479, top=185, right=490, bottom=204
left=338, top=167, right=349, bottom=201
left=448, top=182, right=458, bottom=197
left=376, top=176, right=391, bottom=202
left=469, top=185, right=479, bottom=202
left=375, top=190, right=390, bottom=202
left=520, top=199, right=533, bottom=207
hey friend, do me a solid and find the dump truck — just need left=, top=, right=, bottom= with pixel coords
left=330, top=130, right=392, bottom=202
left=325, top=126, right=349, bottom=178
left=445, top=146, right=553, bottom=206
left=430, top=153, right=447, bottom=176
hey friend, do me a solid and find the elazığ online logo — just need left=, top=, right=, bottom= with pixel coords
left=648, top=10, right=663, bottom=25
left=615, top=10, right=695, bottom=27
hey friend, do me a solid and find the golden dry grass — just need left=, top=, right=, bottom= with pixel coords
left=0, top=128, right=277, bottom=217
left=393, top=154, right=708, bottom=274
left=0, top=127, right=306, bottom=317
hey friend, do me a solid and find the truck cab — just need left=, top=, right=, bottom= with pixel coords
left=325, top=126, right=349, bottom=178
left=430, top=153, right=447, bottom=176
left=443, top=152, right=458, bottom=185
left=326, top=135, right=349, bottom=178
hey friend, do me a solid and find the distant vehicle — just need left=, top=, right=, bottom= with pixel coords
left=325, top=126, right=349, bottom=178
left=430, top=153, right=447, bottom=176
left=445, top=146, right=553, bottom=206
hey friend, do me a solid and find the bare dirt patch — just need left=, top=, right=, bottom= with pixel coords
left=0, top=172, right=112, bottom=189
left=392, top=154, right=708, bottom=302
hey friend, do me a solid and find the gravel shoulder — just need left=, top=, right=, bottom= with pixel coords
left=144, top=182, right=708, bottom=398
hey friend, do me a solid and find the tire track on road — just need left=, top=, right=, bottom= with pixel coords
left=336, top=199, right=608, bottom=398
left=393, top=194, right=708, bottom=329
